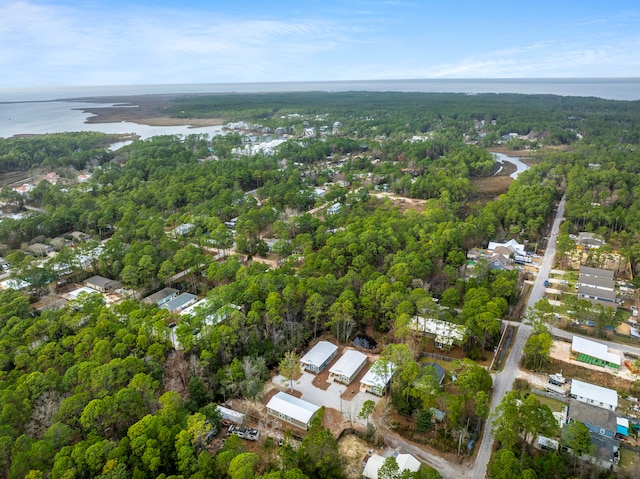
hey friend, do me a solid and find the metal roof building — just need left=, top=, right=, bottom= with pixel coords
left=360, top=360, right=396, bottom=396
left=299, top=341, right=338, bottom=374
left=570, top=379, right=618, bottom=411
left=266, top=391, right=321, bottom=430
left=363, top=453, right=421, bottom=479
left=571, top=336, right=621, bottom=368
left=328, top=349, right=368, bottom=385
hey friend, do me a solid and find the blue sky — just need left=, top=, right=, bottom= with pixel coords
left=1, top=0, right=640, bottom=88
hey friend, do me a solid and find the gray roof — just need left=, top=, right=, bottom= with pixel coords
left=577, top=284, right=617, bottom=302
left=85, top=275, right=116, bottom=289
left=300, top=341, right=338, bottom=369
left=360, top=360, right=396, bottom=388
left=329, top=349, right=367, bottom=378
left=568, top=399, right=618, bottom=432
left=423, top=362, right=446, bottom=384
left=578, top=274, right=615, bottom=290
left=160, top=293, right=197, bottom=312
left=143, top=287, right=179, bottom=305
left=579, top=266, right=614, bottom=280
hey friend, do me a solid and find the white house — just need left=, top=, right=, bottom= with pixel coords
left=328, top=349, right=368, bottom=385
left=363, top=453, right=421, bottom=479
left=360, top=360, right=396, bottom=396
left=300, top=341, right=338, bottom=374
left=570, top=379, right=618, bottom=411
left=411, top=316, right=466, bottom=349
left=266, top=391, right=321, bottom=430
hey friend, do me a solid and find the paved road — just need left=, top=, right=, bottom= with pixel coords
left=470, top=195, right=566, bottom=479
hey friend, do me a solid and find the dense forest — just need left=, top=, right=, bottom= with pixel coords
left=0, top=91, right=638, bottom=478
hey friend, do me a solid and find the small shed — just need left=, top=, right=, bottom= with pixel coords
left=217, top=405, right=246, bottom=425
left=360, top=359, right=396, bottom=396
left=616, top=417, right=629, bottom=437
left=300, top=341, right=338, bottom=374
left=266, top=391, right=320, bottom=430
left=328, top=349, right=367, bottom=385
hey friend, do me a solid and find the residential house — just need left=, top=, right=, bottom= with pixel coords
left=577, top=266, right=617, bottom=309
left=70, top=231, right=92, bottom=243
left=300, top=341, right=338, bottom=374
left=328, top=349, right=368, bottom=385
left=160, top=293, right=198, bottom=313
left=577, top=232, right=606, bottom=249
left=326, top=203, right=341, bottom=215
left=571, top=336, right=621, bottom=369
left=171, top=223, right=195, bottom=237
left=27, top=243, right=53, bottom=257
left=266, top=391, right=320, bottom=430
left=487, top=254, right=514, bottom=271
left=360, top=359, right=396, bottom=396
left=567, top=399, right=618, bottom=438
left=45, top=172, right=59, bottom=184
left=422, top=362, right=446, bottom=388
left=363, top=453, right=421, bottom=479
left=142, top=287, right=179, bottom=307
left=13, top=183, right=34, bottom=195
left=411, top=316, right=466, bottom=350
left=561, top=426, right=620, bottom=468
left=85, top=275, right=117, bottom=293
left=570, top=379, right=618, bottom=411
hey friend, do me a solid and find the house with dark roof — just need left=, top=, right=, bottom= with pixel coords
left=422, top=362, right=446, bottom=387
left=567, top=400, right=618, bottom=439
left=577, top=267, right=617, bottom=310
left=85, top=275, right=117, bottom=292
left=142, top=287, right=179, bottom=307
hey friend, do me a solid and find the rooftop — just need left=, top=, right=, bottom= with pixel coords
left=142, top=287, right=178, bottom=305
left=300, top=341, right=338, bottom=369
left=266, top=391, right=320, bottom=424
left=572, top=336, right=621, bottom=366
left=568, top=399, right=617, bottom=432
left=571, top=379, right=618, bottom=409
left=579, top=266, right=614, bottom=280
left=360, top=359, right=396, bottom=388
left=329, top=349, right=368, bottom=378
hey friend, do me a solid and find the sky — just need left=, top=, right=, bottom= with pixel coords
left=1, top=0, right=640, bottom=88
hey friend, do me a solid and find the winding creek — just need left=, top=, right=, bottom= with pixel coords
left=491, top=151, right=530, bottom=179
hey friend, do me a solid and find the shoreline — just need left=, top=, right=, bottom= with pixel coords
left=69, top=93, right=224, bottom=128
